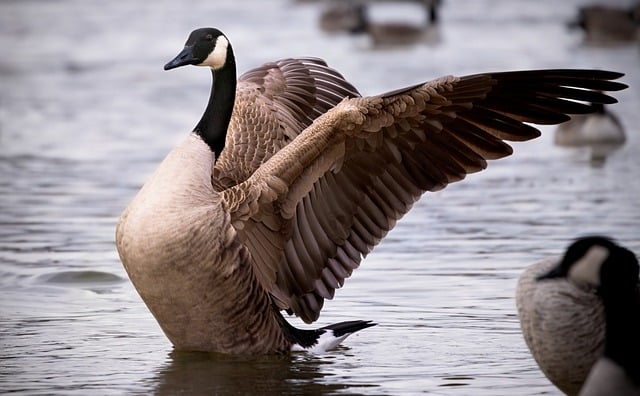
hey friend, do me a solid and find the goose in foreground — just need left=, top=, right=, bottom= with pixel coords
left=115, top=27, right=627, bottom=355
left=516, top=247, right=605, bottom=395
left=318, top=1, right=362, bottom=34
left=554, top=102, right=626, bottom=166
left=528, top=237, right=640, bottom=395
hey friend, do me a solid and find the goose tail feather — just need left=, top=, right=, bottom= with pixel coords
left=276, top=310, right=376, bottom=353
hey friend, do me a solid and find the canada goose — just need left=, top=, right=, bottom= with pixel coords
left=319, top=1, right=442, bottom=37
left=570, top=4, right=640, bottom=45
left=516, top=253, right=605, bottom=395
left=554, top=102, right=626, bottom=166
left=115, top=27, right=626, bottom=355
left=318, top=1, right=362, bottom=34
left=532, top=237, right=640, bottom=395
left=348, top=1, right=441, bottom=47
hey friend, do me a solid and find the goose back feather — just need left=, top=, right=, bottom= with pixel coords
left=214, top=57, right=360, bottom=190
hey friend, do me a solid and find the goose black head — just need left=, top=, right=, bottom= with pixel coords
left=164, top=28, right=231, bottom=71
left=538, top=236, right=638, bottom=292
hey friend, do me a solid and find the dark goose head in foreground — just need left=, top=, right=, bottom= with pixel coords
left=116, top=27, right=627, bottom=355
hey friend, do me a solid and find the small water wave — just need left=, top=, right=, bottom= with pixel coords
left=33, top=271, right=125, bottom=295
left=37, top=270, right=124, bottom=285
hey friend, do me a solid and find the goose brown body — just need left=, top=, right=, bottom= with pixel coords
left=117, top=135, right=289, bottom=354
left=116, top=28, right=627, bottom=354
left=516, top=258, right=605, bottom=395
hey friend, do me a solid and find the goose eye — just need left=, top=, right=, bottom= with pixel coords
left=205, top=34, right=214, bottom=41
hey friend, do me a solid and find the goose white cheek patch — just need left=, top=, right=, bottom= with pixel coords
left=199, top=35, right=229, bottom=70
left=569, top=245, right=610, bottom=287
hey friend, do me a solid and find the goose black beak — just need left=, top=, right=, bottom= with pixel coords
left=164, top=46, right=197, bottom=70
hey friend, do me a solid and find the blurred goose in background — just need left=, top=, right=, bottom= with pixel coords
left=318, top=0, right=442, bottom=47
left=570, top=3, right=640, bottom=45
left=517, top=237, right=640, bottom=395
left=348, top=0, right=441, bottom=47
left=318, top=0, right=363, bottom=33
left=554, top=102, right=626, bottom=166
left=116, top=27, right=626, bottom=355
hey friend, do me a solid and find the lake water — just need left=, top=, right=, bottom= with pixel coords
left=1, top=0, right=639, bottom=394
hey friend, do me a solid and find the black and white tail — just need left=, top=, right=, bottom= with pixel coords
left=276, top=312, right=376, bottom=353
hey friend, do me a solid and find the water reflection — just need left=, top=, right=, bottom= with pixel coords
left=152, top=350, right=373, bottom=395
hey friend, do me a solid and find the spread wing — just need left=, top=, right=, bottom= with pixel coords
left=221, top=68, right=626, bottom=324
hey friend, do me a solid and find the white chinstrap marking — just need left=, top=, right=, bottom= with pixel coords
left=198, top=35, right=229, bottom=70
left=569, top=245, right=610, bottom=287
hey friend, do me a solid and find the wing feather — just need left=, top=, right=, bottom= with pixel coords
left=220, top=67, right=626, bottom=323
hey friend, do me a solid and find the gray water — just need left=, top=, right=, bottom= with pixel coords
left=1, top=0, right=639, bottom=394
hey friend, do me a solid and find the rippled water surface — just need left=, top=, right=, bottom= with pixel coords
left=1, top=0, right=639, bottom=394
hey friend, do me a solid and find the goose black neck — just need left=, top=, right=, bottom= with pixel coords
left=588, top=102, right=605, bottom=114
left=428, top=2, right=438, bottom=24
left=601, top=286, right=640, bottom=384
left=194, top=56, right=236, bottom=157
left=350, top=4, right=369, bottom=34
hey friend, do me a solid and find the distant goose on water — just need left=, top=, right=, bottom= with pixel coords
left=554, top=102, right=626, bottom=166
left=318, top=1, right=363, bottom=34
left=115, top=27, right=626, bottom=355
left=348, top=0, right=442, bottom=47
left=517, top=237, right=640, bottom=395
left=570, top=3, right=640, bottom=45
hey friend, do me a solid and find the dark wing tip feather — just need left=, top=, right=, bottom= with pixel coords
left=487, top=69, right=625, bottom=83
left=457, top=69, right=627, bottom=130
left=485, top=69, right=627, bottom=105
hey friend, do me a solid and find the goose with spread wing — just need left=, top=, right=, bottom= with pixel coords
left=115, top=27, right=627, bottom=355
